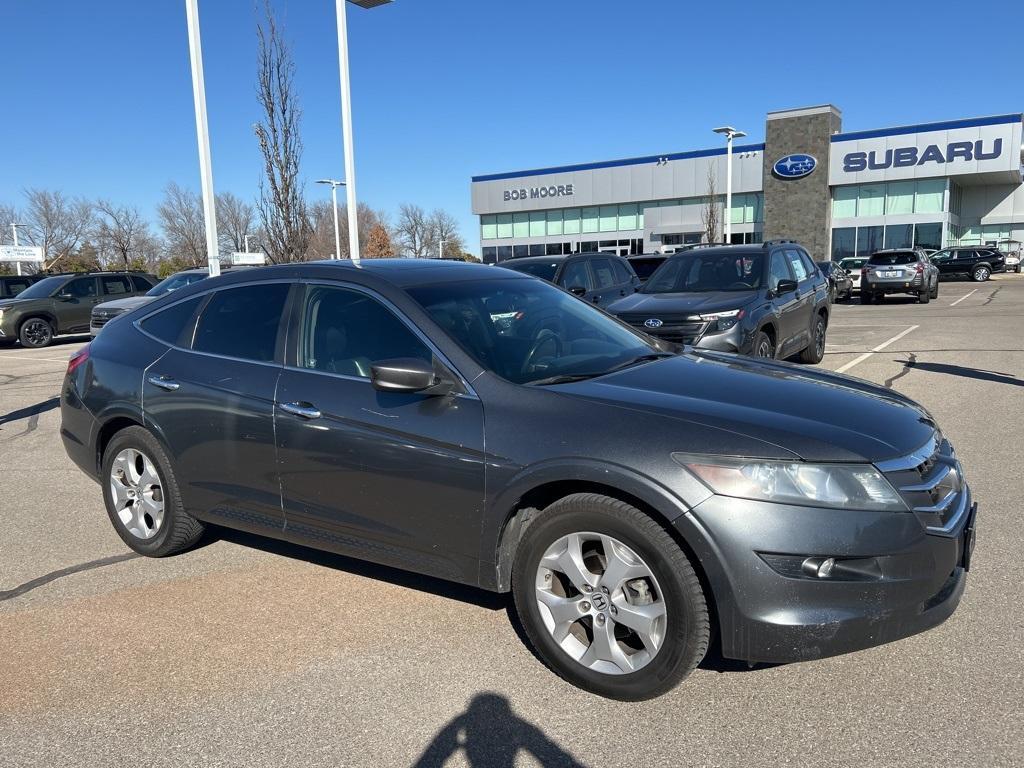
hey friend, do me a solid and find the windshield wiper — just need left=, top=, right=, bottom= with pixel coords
left=528, top=353, right=673, bottom=386
left=602, top=352, right=674, bottom=374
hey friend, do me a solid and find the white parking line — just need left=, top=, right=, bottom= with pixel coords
left=0, top=354, right=74, bottom=363
left=949, top=289, right=977, bottom=306
left=834, top=325, right=919, bottom=374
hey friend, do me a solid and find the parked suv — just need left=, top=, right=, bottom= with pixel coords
left=861, top=248, right=939, bottom=304
left=500, top=253, right=640, bottom=307
left=0, top=273, right=45, bottom=300
left=91, top=267, right=215, bottom=336
left=61, top=260, right=976, bottom=701
left=607, top=241, right=830, bottom=362
left=0, top=271, right=156, bottom=347
left=928, top=246, right=1005, bottom=282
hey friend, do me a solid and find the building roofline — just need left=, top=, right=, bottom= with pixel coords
left=471, top=143, right=765, bottom=183
left=831, top=113, right=1023, bottom=143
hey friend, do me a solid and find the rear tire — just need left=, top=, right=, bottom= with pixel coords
left=101, top=426, right=205, bottom=557
left=511, top=493, right=709, bottom=701
left=972, top=265, right=990, bottom=282
left=18, top=317, right=54, bottom=348
left=799, top=314, right=827, bottom=364
left=930, top=281, right=939, bottom=299
left=918, top=288, right=930, bottom=304
left=861, top=291, right=874, bottom=305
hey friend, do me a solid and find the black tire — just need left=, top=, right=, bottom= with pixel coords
left=751, top=330, right=774, bottom=359
left=800, top=314, right=827, bottom=364
left=861, top=291, right=874, bottom=305
left=930, top=280, right=939, bottom=299
left=972, top=265, right=991, bottom=282
left=918, top=288, right=930, bottom=304
left=101, top=425, right=205, bottom=557
left=18, top=317, right=54, bottom=348
left=511, top=493, right=709, bottom=701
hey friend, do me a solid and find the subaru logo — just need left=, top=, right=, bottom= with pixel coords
left=644, top=318, right=663, bottom=328
left=773, top=153, right=817, bottom=179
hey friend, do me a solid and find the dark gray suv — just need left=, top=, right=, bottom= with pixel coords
left=60, top=260, right=976, bottom=700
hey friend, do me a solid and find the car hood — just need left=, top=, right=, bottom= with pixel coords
left=607, top=290, right=757, bottom=316
left=0, top=297, right=40, bottom=310
left=93, top=295, right=154, bottom=313
left=553, top=351, right=936, bottom=464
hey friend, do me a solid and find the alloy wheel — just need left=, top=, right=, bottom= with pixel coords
left=109, top=448, right=165, bottom=539
left=756, top=339, right=773, bottom=358
left=21, top=319, right=51, bottom=347
left=815, top=321, right=825, bottom=357
left=534, top=532, right=667, bottom=675
left=975, top=267, right=990, bottom=281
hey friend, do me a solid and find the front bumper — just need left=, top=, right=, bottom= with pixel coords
left=678, top=489, right=974, bottom=664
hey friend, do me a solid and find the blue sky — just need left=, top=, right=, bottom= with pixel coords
left=1, top=0, right=1019, bottom=253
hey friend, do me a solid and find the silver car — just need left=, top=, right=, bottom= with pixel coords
left=860, top=248, right=940, bottom=305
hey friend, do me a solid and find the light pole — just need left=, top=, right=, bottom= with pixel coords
left=317, top=179, right=347, bottom=259
left=438, top=238, right=446, bottom=260
left=184, top=0, right=221, bottom=277
left=713, top=126, right=746, bottom=244
left=334, top=0, right=392, bottom=264
left=10, top=223, right=28, bottom=275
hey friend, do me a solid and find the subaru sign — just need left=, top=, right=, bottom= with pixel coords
left=842, top=139, right=1002, bottom=173
left=773, top=154, right=817, bottom=179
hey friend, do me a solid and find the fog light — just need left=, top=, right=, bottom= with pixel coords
left=801, top=557, right=836, bottom=579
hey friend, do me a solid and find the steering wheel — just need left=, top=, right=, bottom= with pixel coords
left=727, top=281, right=754, bottom=290
left=520, top=329, right=562, bottom=376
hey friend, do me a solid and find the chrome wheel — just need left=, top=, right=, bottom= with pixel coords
left=756, top=339, right=773, bottom=358
left=974, top=267, right=989, bottom=281
left=109, top=448, right=164, bottom=539
left=535, top=532, right=667, bottom=675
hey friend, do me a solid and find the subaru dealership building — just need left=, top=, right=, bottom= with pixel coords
left=470, top=105, right=1024, bottom=263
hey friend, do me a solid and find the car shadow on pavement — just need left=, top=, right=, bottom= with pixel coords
left=412, top=693, right=589, bottom=768
left=0, top=396, right=59, bottom=428
left=895, top=359, right=1022, bottom=387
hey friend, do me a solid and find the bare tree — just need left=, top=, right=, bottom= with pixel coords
left=700, top=166, right=720, bottom=244
left=0, top=202, right=17, bottom=245
left=157, top=182, right=206, bottom=267
left=254, top=3, right=309, bottom=262
left=394, top=204, right=432, bottom=259
left=95, top=200, right=150, bottom=270
left=21, top=189, right=94, bottom=269
left=216, top=192, right=256, bottom=254
left=426, top=209, right=465, bottom=259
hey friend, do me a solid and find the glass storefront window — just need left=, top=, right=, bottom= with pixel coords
left=481, top=215, right=497, bottom=240
left=581, top=207, right=599, bottom=234
left=858, top=185, right=885, bottom=217
left=729, top=194, right=745, bottom=225
left=497, top=245, right=512, bottom=261
left=915, top=180, right=945, bottom=213
left=832, top=187, right=857, bottom=219
left=528, top=244, right=545, bottom=256
left=496, top=214, right=513, bottom=239
left=482, top=246, right=497, bottom=264
left=884, top=223, right=913, bottom=249
left=563, top=208, right=581, bottom=235
left=512, top=244, right=528, bottom=258
left=618, top=203, right=638, bottom=231
left=832, top=228, right=856, bottom=260
left=885, top=181, right=915, bottom=215
left=512, top=212, right=529, bottom=238
left=546, top=210, right=563, bottom=236
left=856, top=225, right=883, bottom=256
left=599, top=205, right=617, bottom=232
left=914, top=222, right=942, bottom=250
left=529, top=211, right=545, bottom=237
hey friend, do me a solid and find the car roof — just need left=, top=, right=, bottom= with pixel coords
left=504, top=255, right=568, bottom=265
left=871, top=248, right=919, bottom=254
left=666, top=245, right=764, bottom=258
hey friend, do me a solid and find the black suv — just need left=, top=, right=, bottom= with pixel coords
left=0, top=273, right=45, bottom=299
left=0, top=270, right=156, bottom=347
left=928, top=246, right=1005, bottom=282
left=500, top=253, right=639, bottom=307
left=61, top=260, right=975, bottom=701
left=860, top=248, right=940, bottom=304
left=607, top=242, right=830, bottom=362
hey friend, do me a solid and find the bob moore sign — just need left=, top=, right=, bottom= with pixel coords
left=504, top=183, right=575, bottom=201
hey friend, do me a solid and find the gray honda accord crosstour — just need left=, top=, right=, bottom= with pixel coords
left=60, top=259, right=977, bottom=700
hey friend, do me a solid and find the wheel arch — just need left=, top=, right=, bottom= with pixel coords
left=94, top=408, right=149, bottom=475
left=17, top=311, right=59, bottom=335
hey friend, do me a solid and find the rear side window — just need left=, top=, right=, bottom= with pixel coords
left=140, top=296, right=205, bottom=346
left=4, top=278, right=32, bottom=297
left=66, top=277, right=98, bottom=298
left=611, top=259, right=633, bottom=284
left=591, top=258, right=618, bottom=290
left=192, top=283, right=290, bottom=362
left=560, top=260, right=593, bottom=291
left=784, top=250, right=810, bottom=280
left=101, top=275, right=132, bottom=295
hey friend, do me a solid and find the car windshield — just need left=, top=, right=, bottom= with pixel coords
left=629, top=258, right=665, bottom=280
left=500, top=260, right=559, bottom=281
left=406, top=277, right=663, bottom=386
left=869, top=252, right=916, bottom=266
left=10, top=275, right=67, bottom=299
left=839, top=258, right=865, bottom=270
left=147, top=271, right=208, bottom=296
left=642, top=252, right=764, bottom=293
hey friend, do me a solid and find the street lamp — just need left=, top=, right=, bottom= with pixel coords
left=10, top=223, right=28, bottom=275
left=317, top=179, right=347, bottom=259
left=713, top=126, right=747, bottom=244
left=334, top=0, right=392, bottom=265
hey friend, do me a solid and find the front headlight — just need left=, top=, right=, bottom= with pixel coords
left=672, top=453, right=907, bottom=512
left=699, top=308, right=744, bottom=332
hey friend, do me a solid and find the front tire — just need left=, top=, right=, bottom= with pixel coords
left=511, top=493, right=709, bottom=701
left=918, top=288, right=930, bottom=304
left=751, top=330, right=774, bottom=359
left=18, top=317, right=54, bottom=348
left=930, top=281, right=939, bottom=299
left=800, top=314, right=827, bottom=363
left=101, top=426, right=205, bottom=557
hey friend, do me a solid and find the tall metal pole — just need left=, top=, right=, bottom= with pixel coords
left=185, top=0, right=221, bottom=277
left=331, top=183, right=342, bottom=260
left=438, top=238, right=445, bottom=260
left=724, top=133, right=733, bottom=245
left=335, top=0, right=360, bottom=263
left=11, top=224, right=21, bottom=276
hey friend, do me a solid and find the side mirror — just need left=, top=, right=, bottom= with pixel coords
left=56, top=291, right=74, bottom=301
left=568, top=285, right=587, bottom=297
left=370, top=357, right=451, bottom=395
left=776, top=279, right=798, bottom=294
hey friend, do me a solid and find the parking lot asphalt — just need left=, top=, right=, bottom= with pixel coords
left=1, top=275, right=1022, bottom=768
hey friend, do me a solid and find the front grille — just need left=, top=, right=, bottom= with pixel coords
left=90, top=309, right=125, bottom=329
left=878, top=434, right=969, bottom=537
left=618, top=313, right=710, bottom=345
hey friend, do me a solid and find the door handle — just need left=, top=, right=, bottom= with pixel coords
left=147, top=375, right=180, bottom=391
left=279, top=401, right=322, bottom=420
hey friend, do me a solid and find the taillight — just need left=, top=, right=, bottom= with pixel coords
left=861, top=267, right=869, bottom=275
left=67, top=344, right=90, bottom=375
left=915, top=263, right=925, bottom=273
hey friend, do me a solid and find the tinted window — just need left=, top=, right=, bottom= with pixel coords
left=798, top=252, right=818, bottom=278
left=10, top=275, right=66, bottom=299
left=140, top=296, right=205, bottom=345
left=769, top=252, right=792, bottom=291
left=130, top=275, right=156, bottom=292
left=147, top=271, right=208, bottom=296
left=4, top=278, right=32, bottom=297
left=560, top=260, right=594, bottom=291
left=629, top=258, right=664, bottom=280
left=591, top=258, right=618, bottom=290
left=838, top=258, right=866, bottom=271
left=868, top=252, right=916, bottom=266
left=101, top=275, right=132, bottom=295
left=611, top=259, right=633, bottom=284
left=193, top=283, right=289, bottom=362
left=502, top=260, right=559, bottom=281
left=66, top=277, right=98, bottom=298
left=644, top=252, right=764, bottom=293
left=299, top=286, right=431, bottom=377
